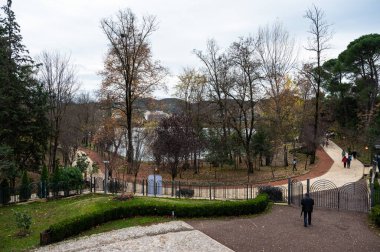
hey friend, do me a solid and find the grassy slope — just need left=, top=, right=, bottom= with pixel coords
left=0, top=194, right=233, bottom=251
left=0, top=194, right=196, bottom=251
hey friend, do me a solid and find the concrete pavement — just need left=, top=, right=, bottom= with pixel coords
left=35, top=221, right=233, bottom=252
left=303, top=140, right=364, bottom=187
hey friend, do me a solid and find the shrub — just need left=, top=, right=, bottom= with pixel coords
left=258, top=186, right=283, bottom=202
left=290, top=146, right=313, bottom=155
left=374, top=178, right=379, bottom=190
left=113, top=194, right=134, bottom=201
left=44, top=194, right=269, bottom=244
left=176, top=188, right=194, bottom=198
left=62, top=167, right=83, bottom=196
left=370, top=204, right=380, bottom=227
left=61, top=167, right=83, bottom=187
left=19, top=171, right=31, bottom=201
left=13, top=210, right=32, bottom=235
left=108, top=180, right=122, bottom=193
left=75, top=155, right=89, bottom=174
left=50, top=167, right=83, bottom=197
left=0, top=179, right=11, bottom=204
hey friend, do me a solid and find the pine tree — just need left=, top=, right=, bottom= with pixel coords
left=38, top=165, right=49, bottom=198
left=19, top=170, right=31, bottom=201
left=0, top=0, right=49, bottom=189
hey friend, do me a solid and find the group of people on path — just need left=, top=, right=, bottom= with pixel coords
left=341, top=149, right=354, bottom=168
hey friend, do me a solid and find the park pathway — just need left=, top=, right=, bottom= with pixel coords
left=274, top=140, right=365, bottom=188
left=187, top=204, right=380, bottom=252
left=309, top=140, right=365, bottom=186
left=35, top=221, right=232, bottom=252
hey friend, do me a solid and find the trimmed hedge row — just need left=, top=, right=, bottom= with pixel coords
left=258, top=186, right=283, bottom=202
left=370, top=204, right=380, bottom=227
left=44, top=194, right=269, bottom=244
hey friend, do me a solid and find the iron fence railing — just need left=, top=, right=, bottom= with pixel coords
left=2, top=176, right=374, bottom=212
left=0, top=177, right=289, bottom=205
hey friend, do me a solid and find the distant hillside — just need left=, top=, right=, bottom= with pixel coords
left=134, top=97, right=187, bottom=114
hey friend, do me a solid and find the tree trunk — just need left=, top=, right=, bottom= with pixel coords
left=127, top=110, right=134, bottom=169
left=265, top=155, right=271, bottom=166
left=247, top=157, right=254, bottom=174
left=47, top=135, right=53, bottom=173
left=259, top=153, right=263, bottom=167
left=305, top=155, right=309, bottom=170
left=52, top=133, right=59, bottom=172
left=284, top=144, right=288, bottom=167
left=193, top=152, right=198, bottom=174
left=133, top=173, right=138, bottom=194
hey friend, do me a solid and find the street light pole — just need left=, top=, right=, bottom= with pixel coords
left=103, top=160, right=109, bottom=194
left=365, top=146, right=369, bottom=164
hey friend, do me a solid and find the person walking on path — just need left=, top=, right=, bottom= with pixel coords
left=292, top=158, right=297, bottom=172
left=347, top=154, right=352, bottom=168
left=342, top=155, right=347, bottom=168
left=301, top=193, right=314, bottom=227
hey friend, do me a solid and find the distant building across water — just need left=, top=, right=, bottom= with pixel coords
left=144, top=110, right=170, bottom=121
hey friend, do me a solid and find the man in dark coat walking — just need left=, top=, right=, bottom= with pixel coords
left=301, top=193, right=314, bottom=227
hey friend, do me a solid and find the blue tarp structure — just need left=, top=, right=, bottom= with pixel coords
left=147, top=174, right=162, bottom=195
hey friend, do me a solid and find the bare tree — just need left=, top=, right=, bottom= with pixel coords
left=38, top=51, right=78, bottom=172
left=60, top=104, right=83, bottom=166
left=225, top=36, right=261, bottom=173
left=175, top=67, right=206, bottom=114
left=174, top=67, right=207, bottom=172
left=151, top=114, right=201, bottom=181
left=257, top=21, right=297, bottom=166
left=93, top=109, right=126, bottom=178
left=75, top=92, right=99, bottom=147
left=100, top=9, right=167, bottom=170
left=194, top=40, right=232, bottom=164
left=304, top=4, right=332, bottom=164
left=58, top=94, right=100, bottom=167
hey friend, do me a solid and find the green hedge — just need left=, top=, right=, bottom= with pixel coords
left=45, top=194, right=269, bottom=244
left=374, top=178, right=379, bottom=190
left=258, top=186, right=283, bottom=202
left=370, top=204, right=380, bottom=227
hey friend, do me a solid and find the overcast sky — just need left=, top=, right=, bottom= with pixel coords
left=4, top=0, right=380, bottom=98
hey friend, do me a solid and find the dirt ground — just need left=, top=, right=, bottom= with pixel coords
left=187, top=204, right=380, bottom=252
left=81, top=147, right=332, bottom=185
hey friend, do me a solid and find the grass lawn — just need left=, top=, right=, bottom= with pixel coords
left=0, top=194, right=203, bottom=252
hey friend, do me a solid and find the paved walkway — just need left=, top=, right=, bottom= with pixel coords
left=35, top=221, right=232, bottom=252
left=276, top=141, right=365, bottom=188
left=311, top=141, right=365, bottom=186
left=188, top=205, right=380, bottom=252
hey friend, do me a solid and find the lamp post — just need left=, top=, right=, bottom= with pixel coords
left=103, top=160, right=109, bottom=194
left=365, top=146, right=369, bottom=164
